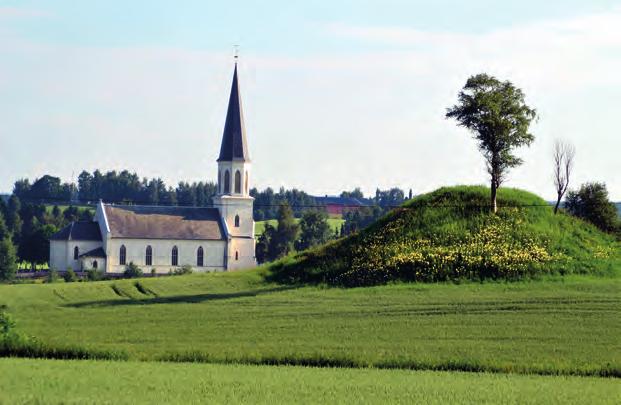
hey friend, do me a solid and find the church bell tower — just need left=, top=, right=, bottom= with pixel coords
left=213, top=62, right=256, bottom=270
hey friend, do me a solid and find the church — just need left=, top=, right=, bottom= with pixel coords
left=49, top=63, right=256, bottom=273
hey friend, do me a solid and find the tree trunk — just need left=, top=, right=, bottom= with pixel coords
left=490, top=179, right=498, bottom=214
left=554, top=194, right=561, bottom=214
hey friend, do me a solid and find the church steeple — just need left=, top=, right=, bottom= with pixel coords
left=218, top=63, right=250, bottom=162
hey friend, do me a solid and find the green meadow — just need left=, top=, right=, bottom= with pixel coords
left=1, top=271, right=619, bottom=376
left=1, top=358, right=619, bottom=405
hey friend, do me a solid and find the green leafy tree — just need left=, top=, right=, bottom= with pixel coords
left=18, top=220, right=57, bottom=270
left=271, top=204, right=299, bottom=259
left=6, top=195, right=22, bottom=241
left=446, top=73, right=537, bottom=213
left=255, top=223, right=275, bottom=264
left=296, top=210, right=331, bottom=251
left=0, top=238, right=17, bottom=282
left=566, top=183, right=620, bottom=234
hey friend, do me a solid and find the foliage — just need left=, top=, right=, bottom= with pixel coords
left=45, top=269, right=60, bottom=283
left=296, top=210, right=331, bottom=251
left=0, top=237, right=18, bottom=282
left=123, top=262, right=144, bottom=278
left=173, top=265, right=193, bottom=275
left=566, top=182, right=620, bottom=235
left=341, top=205, right=386, bottom=236
left=63, top=269, right=78, bottom=283
left=251, top=187, right=317, bottom=220
left=446, top=74, right=537, bottom=212
left=86, top=269, right=106, bottom=282
left=268, top=186, right=620, bottom=287
left=256, top=224, right=275, bottom=264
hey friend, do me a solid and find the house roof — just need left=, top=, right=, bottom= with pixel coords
left=103, top=205, right=225, bottom=240
left=79, top=247, right=106, bottom=258
left=218, top=63, right=250, bottom=162
left=50, top=221, right=102, bottom=241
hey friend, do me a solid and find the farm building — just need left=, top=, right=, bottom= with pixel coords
left=49, top=63, right=256, bottom=273
left=314, top=196, right=371, bottom=216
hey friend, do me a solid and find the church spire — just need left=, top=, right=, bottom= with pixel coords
left=218, top=62, right=250, bottom=162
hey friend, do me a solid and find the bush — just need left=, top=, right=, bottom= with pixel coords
left=151, top=268, right=157, bottom=276
left=46, top=270, right=59, bottom=283
left=566, top=183, right=620, bottom=234
left=123, top=262, right=143, bottom=278
left=0, top=237, right=17, bottom=282
left=173, top=265, right=193, bottom=275
left=86, top=269, right=105, bottom=282
left=63, top=269, right=78, bottom=283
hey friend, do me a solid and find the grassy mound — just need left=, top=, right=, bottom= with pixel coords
left=268, top=186, right=620, bottom=286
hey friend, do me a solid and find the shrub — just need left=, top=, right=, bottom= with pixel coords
left=173, top=265, right=193, bottom=275
left=46, top=270, right=59, bottom=283
left=123, top=262, right=143, bottom=278
left=151, top=268, right=157, bottom=276
left=86, top=269, right=105, bottom=282
left=566, top=183, right=620, bottom=234
left=0, top=237, right=17, bottom=282
left=63, top=269, right=78, bottom=283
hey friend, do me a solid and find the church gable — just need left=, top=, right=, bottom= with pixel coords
left=104, top=205, right=225, bottom=240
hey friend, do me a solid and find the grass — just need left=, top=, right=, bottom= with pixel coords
left=0, top=271, right=619, bottom=376
left=1, top=358, right=619, bottom=405
left=269, top=186, right=621, bottom=286
left=255, top=217, right=344, bottom=236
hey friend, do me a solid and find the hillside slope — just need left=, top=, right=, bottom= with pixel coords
left=269, top=186, right=620, bottom=286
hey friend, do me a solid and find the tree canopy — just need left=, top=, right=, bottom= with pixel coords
left=446, top=73, right=537, bottom=212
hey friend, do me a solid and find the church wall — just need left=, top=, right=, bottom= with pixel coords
left=105, top=238, right=226, bottom=274
left=227, top=236, right=256, bottom=271
left=49, top=240, right=103, bottom=272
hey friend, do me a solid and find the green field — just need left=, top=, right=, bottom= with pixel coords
left=255, top=217, right=344, bottom=236
left=1, top=358, right=619, bottom=405
left=1, top=271, right=619, bottom=376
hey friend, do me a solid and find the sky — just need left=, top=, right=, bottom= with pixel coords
left=1, top=0, right=620, bottom=200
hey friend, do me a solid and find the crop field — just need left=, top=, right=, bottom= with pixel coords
left=1, top=358, right=619, bottom=405
left=1, top=271, right=619, bottom=377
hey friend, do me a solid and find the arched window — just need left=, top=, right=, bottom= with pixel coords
left=92, top=260, right=98, bottom=269
left=197, top=246, right=204, bottom=267
left=234, top=214, right=240, bottom=227
left=235, top=251, right=239, bottom=261
left=119, top=245, right=126, bottom=265
left=218, top=170, right=222, bottom=194
left=224, top=170, right=230, bottom=194
left=234, top=170, right=241, bottom=194
left=73, top=246, right=79, bottom=260
left=145, top=246, right=152, bottom=266
left=245, top=171, right=249, bottom=194
left=171, top=246, right=178, bottom=266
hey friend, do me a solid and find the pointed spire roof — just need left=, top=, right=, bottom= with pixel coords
left=218, top=63, right=250, bottom=162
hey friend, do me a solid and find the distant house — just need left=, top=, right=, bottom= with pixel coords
left=49, top=62, right=256, bottom=273
left=314, top=196, right=371, bottom=216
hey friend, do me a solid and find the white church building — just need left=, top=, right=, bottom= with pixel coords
left=50, top=63, right=256, bottom=273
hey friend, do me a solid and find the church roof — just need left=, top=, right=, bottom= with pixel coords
left=50, top=221, right=102, bottom=241
left=79, top=247, right=106, bottom=258
left=218, top=63, right=250, bottom=162
left=103, top=205, right=225, bottom=241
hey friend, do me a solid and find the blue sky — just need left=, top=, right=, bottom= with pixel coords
left=1, top=1, right=620, bottom=198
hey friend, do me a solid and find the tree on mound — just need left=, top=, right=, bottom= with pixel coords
left=446, top=74, right=537, bottom=213
left=566, top=183, right=620, bottom=235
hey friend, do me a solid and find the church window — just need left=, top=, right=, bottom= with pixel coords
left=119, top=245, right=126, bottom=265
left=197, top=246, right=204, bottom=267
left=235, top=251, right=239, bottom=261
left=234, top=214, right=240, bottom=227
left=218, top=171, right=222, bottom=194
left=145, top=246, right=152, bottom=266
left=224, top=170, right=230, bottom=194
left=74, top=246, right=79, bottom=260
left=92, top=260, right=98, bottom=270
left=172, top=246, right=178, bottom=266
left=234, top=170, right=241, bottom=194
